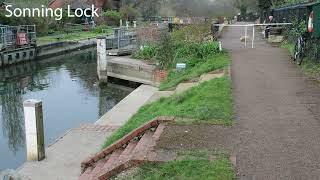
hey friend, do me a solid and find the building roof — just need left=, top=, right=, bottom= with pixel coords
left=48, top=0, right=120, bottom=10
left=49, top=0, right=94, bottom=9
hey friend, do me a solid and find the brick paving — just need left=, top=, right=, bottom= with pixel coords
left=74, top=124, right=121, bottom=132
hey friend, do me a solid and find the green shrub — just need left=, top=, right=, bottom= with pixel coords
left=197, top=42, right=220, bottom=58
left=156, top=31, right=175, bottom=69
left=103, top=10, right=123, bottom=26
left=93, top=25, right=110, bottom=34
left=133, top=44, right=157, bottom=60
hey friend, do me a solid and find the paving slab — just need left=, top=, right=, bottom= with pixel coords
left=18, top=126, right=116, bottom=180
left=96, top=85, right=158, bottom=126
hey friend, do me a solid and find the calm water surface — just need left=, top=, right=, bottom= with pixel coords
left=0, top=48, right=134, bottom=170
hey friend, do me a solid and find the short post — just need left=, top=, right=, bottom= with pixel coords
left=244, top=25, right=248, bottom=47
left=97, top=37, right=108, bottom=82
left=120, top=19, right=123, bottom=27
left=133, top=21, right=137, bottom=28
left=219, top=41, right=222, bottom=52
left=126, top=21, right=129, bottom=29
left=252, top=25, right=255, bottom=49
left=23, top=99, right=45, bottom=161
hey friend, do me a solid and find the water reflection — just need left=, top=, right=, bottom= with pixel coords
left=0, top=48, right=135, bottom=170
left=0, top=83, right=24, bottom=154
left=0, top=62, right=51, bottom=154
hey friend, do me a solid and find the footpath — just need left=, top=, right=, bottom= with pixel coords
left=222, top=23, right=320, bottom=179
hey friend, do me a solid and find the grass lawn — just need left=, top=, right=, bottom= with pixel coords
left=120, top=151, right=235, bottom=180
left=37, top=30, right=113, bottom=45
left=102, top=74, right=233, bottom=148
left=159, top=53, right=229, bottom=91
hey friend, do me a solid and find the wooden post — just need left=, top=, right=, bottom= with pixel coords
left=23, top=99, right=45, bottom=161
left=97, top=37, right=108, bottom=82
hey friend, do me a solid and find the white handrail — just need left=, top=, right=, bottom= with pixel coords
left=212, top=23, right=292, bottom=48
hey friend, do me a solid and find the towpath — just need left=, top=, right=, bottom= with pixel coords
left=222, top=22, right=320, bottom=179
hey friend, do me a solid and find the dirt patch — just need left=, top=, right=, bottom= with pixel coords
left=156, top=124, right=233, bottom=152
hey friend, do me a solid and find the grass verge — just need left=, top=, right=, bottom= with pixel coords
left=281, top=41, right=320, bottom=79
left=119, top=151, right=235, bottom=180
left=102, top=76, right=233, bottom=149
left=159, top=53, right=229, bottom=91
left=280, top=41, right=294, bottom=56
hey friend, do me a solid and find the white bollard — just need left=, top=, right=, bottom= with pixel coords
left=120, top=19, right=123, bottom=27
left=133, top=21, right=137, bottom=28
left=126, top=21, right=129, bottom=29
left=23, top=99, right=45, bottom=161
left=219, top=41, right=222, bottom=52
left=97, top=37, right=107, bottom=82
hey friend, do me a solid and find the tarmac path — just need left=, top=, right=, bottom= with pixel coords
left=221, top=23, right=320, bottom=179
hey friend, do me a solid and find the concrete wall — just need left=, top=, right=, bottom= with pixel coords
left=0, top=48, right=36, bottom=67
left=107, top=58, right=156, bottom=86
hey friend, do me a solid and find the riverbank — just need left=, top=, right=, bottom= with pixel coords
left=0, top=48, right=134, bottom=172
left=17, top=84, right=158, bottom=180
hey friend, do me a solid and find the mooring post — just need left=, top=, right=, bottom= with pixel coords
left=120, top=19, right=123, bottom=27
left=23, top=99, right=45, bottom=161
left=97, top=37, right=108, bottom=82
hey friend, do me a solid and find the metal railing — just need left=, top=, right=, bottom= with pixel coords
left=213, top=23, right=292, bottom=48
left=106, top=27, right=137, bottom=54
left=0, top=25, right=36, bottom=50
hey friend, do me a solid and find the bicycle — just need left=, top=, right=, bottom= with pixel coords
left=293, top=33, right=308, bottom=65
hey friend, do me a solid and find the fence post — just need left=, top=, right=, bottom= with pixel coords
left=23, top=99, right=45, bottom=161
left=126, top=21, right=129, bottom=29
left=97, top=37, right=108, bottom=82
left=245, top=25, right=248, bottom=47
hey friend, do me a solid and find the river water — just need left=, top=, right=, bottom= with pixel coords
left=0, top=48, right=135, bottom=170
